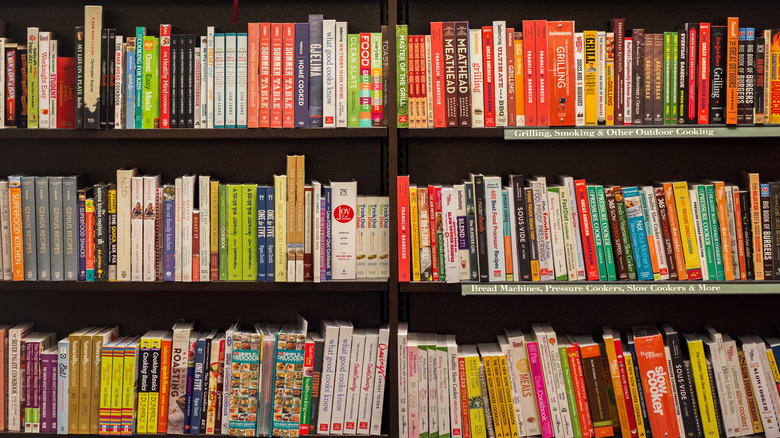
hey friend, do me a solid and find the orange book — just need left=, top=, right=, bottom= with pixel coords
left=548, top=21, right=576, bottom=126
left=602, top=328, right=632, bottom=438
left=740, top=171, right=764, bottom=280
left=662, top=183, right=687, bottom=280
left=157, top=335, right=172, bottom=433
left=632, top=327, right=680, bottom=438
left=247, top=23, right=260, bottom=128
left=514, top=32, right=525, bottom=125
left=567, top=341, right=595, bottom=438
left=725, top=17, right=739, bottom=125
left=9, top=177, right=23, bottom=281
left=705, top=181, right=734, bottom=280
left=732, top=187, right=747, bottom=280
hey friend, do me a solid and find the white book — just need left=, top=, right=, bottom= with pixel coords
left=596, top=31, right=606, bottom=123
left=370, top=325, right=390, bottom=435
left=27, top=27, right=39, bottom=128
left=575, top=32, right=585, bottom=127
left=446, top=336, right=463, bottom=438
left=167, top=321, right=194, bottom=434
left=407, top=334, right=420, bottom=438
left=724, top=185, right=741, bottom=277
left=181, top=175, right=195, bottom=282
left=221, top=323, right=237, bottom=435
left=50, top=39, right=57, bottom=128
left=703, top=326, right=738, bottom=437
left=0, top=180, right=11, bottom=280
left=313, top=181, right=322, bottom=283
left=548, top=189, right=568, bottom=280
left=532, top=177, right=554, bottom=280
left=557, top=176, right=586, bottom=280
left=739, top=337, right=780, bottom=438
left=57, top=337, right=69, bottom=434
left=505, top=329, right=541, bottom=436
left=379, top=197, right=390, bottom=278
left=319, top=320, right=341, bottom=435
left=207, top=27, right=215, bottom=128
left=356, top=197, right=367, bottom=279
left=417, top=334, right=429, bottom=438
left=426, top=335, right=439, bottom=438
left=498, top=335, right=526, bottom=437
left=143, top=175, right=161, bottom=281
left=343, top=329, right=366, bottom=435
left=0, top=38, right=4, bottom=128
left=8, top=322, right=34, bottom=431
left=397, top=324, right=410, bottom=438
left=556, top=185, right=578, bottom=281
left=468, top=29, right=484, bottom=128
left=753, top=336, right=780, bottom=432
left=323, top=19, right=337, bottom=128
left=330, top=181, right=357, bottom=280
left=484, top=176, right=506, bottom=281
left=690, top=191, right=710, bottom=280
left=225, top=33, right=237, bottom=127
left=624, top=38, right=633, bottom=124
left=493, top=21, right=508, bottom=126
left=131, top=176, right=144, bottom=281
left=199, top=175, right=210, bottom=281
left=531, top=323, right=564, bottom=438
left=507, top=187, right=520, bottom=281
left=664, top=344, right=686, bottom=437
left=442, top=187, right=459, bottom=283
left=356, top=330, right=379, bottom=435
left=331, top=319, right=354, bottom=435
left=545, top=324, right=574, bottom=438
left=200, top=36, right=208, bottom=127
left=366, top=196, right=378, bottom=278
left=641, top=186, right=669, bottom=279
left=114, top=37, right=123, bottom=129
left=38, top=31, right=50, bottom=129
left=723, top=335, right=751, bottom=435
left=454, top=184, right=470, bottom=280
left=236, top=33, right=247, bottom=127
left=425, top=35, right=434, bottom=127
left=435, top=336, right=451, bottom=438
left=214, top=33, right=225, bottom=127
left=336, top=22, right=348, bottom=127
left=116, top=169, right=137, bottom=281
left=174, top=177, right=183, bottom=281
left=194, top=47, right=201, bottom=128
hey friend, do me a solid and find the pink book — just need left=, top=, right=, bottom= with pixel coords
left=247, top=23, right=260, bottom=128
left=431, top=22, right=446, bottom=127
left=259, top=23, right=272, bottom=128
left=526, top=336, right=554, bottom=438
left=407, top=337, right=419, bottom=438
left=614, top=339, right=638, bottom=438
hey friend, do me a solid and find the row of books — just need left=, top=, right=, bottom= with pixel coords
left=0, top=5, right=389, bottom=129
left=397, top=323, right=780, bottom=438
left=0, top=156, right=390, bottom=283
left=0, top=319, right=390, bottom=437
left=396, top=171, right=777, bottom=283
left=396, top=18, right=780, bottom=128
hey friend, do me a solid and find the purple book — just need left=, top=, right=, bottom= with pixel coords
left=294, top=22, right=310, bottom=127
left=320, top=197, right=327, bottom=281
left=40, top=349, right=53, bottom=433
left=25, top=342, right=33, bottom=431
left=324, top=186, right=332, bottom=280
left=78, top=194, right=87, bottom=281
left=49, top=348, right=57, bottom=433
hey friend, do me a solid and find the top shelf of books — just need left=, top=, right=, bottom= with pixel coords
left=0, top=127, right=388, bottom=140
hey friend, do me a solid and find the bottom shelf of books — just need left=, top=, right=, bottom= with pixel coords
left=0, top=319, right=390, bottom=437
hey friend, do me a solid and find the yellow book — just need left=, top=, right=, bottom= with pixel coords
left=92, top=327, right=119, bottom=434
left=80, top=327, right=102, bottom=434
left=684, top=334, right=719, bottom=438
left=68, top=327, right=93, bottom=434
left=479, top=345, right=506, bottom=438
left=496, top=349, right=520, bottom=438
left=602, top=328, right=631, bottom=438
left=767, top=348, right=780, bottom=385
left=409, top=185, right=421, bottom=281
left=98, top=340, right=115, bottom=435
left=584, top=30, right=598, bottom=125
left=210, top=180, right=219, bottom=280
left=295, top=155, right=305, bottom=281
left=136, top=338, right=151, bottom=434
left=145, top=335, right=163, bottom=434
left=738, top=349, right=764, bottom=434
left=672, top=181, right=703, bottom=280
left=286, top=156, right=297, bottom=281
left=121, top=338, right=142, bottom=436
left=274, top=174, right=288, bottom=282
left=110, top=338, right=127, bottom=435
left=623, top=349, right=647, bottom=438
left=464, top=345, right=487, bottom=438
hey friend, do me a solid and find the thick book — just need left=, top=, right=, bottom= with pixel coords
left=710, top=26, right=727, bottom=123
left=548, top=21, right=576, bottom=126
left=308, top=15, right=324, bottom=127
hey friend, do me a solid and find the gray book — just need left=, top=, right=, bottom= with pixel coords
left=49, top=176, right=64, bottom=281
left=21, top=176, right=37, bottom=281
left=35, top=177, right=51, bottom=280
left=62, top=176, right=79, bottom=281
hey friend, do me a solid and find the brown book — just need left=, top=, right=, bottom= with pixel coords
left=79, top=327, right=103, bottom=434
left=455, top=21, right=471, bottom=127
left=68, top=327, right=93, bottom=434
left=643, top=33, right=654, bottom=124
left=572, top=336, right=614, bottom=438
left=613, top=18, right=626, bottom=125
left=653, top=187, right=679, bottom=280
left=443, top=22, right=458, bottom=127
left=604, top=187, right=630, bottom=280
left=653, top=34, right=663, bottom=124
left=632, top=29, right=644, bottom=124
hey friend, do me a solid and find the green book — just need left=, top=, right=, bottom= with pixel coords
left=670, top=32, right=679, bottom=124
left=436, top=188, right=446, bottom=282
left=142, top=36, right=155, bottom=129
left=135, top=27, right=146, bottom=129
left=152, top=37, right=160, bottom=128
left=219, top=184, right=228, bottom=281
left=663, top=32, right=672, bottom=125
left=638, top=187, right=661, bottom=280
left=587, top=185, right=608, bottom=281
left=227, top=184, right=242, bottom=280
left=559, top=346, right=583, bottom=438
left=694, top=185, right=717, bottom=279
left=502, top=189, right=514, bottom=281
left=347, top=34, right=360, bottom=127
left=27, top=27, right=39, bottom=129
left=396, top=24, right=409, bottom=128
left=241, top=184, right=258, bottom=281
left=595, top=185, right=617, bottom=281
left=615, top=189, right=638, bottom=280
left=704, top=185, right=725, bottom=280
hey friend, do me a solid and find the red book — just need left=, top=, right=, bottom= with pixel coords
left=300, top=339, right=315, bottom=435
left=535, top=19, right=550, bottom=126
left=522, top=20, right=537, bottom=126
left=247, top=23, right=260, bottom=128
left=192, top=211, right=200, bottom=282
left=428, top=184, right=439, bottom=282
left=86, top=200, right=95, bottom=277
left=397, top=176, right=411, bottom=282
left=547, top=21, right=576, bottom=126
left=259, top=22, right=272, bottom=128
left=443, top=22, right=458, bottom=127
left=417, top=35, right=428, bottom=128
left=458, top=355, right=472, bottom=438
left=698, top=23, right=711, bottom=124
left=687, top=25, right=698, bottom=123
left=614, top=339, right=638, bottom=438
left=567, top=342, right=595, bottom=438
left=482, top=26, right=496, bottom=127
left=303, top=186, right=313, bottom=281
left=270, top=23, right=284, bottom=128
left=157, top=336, right=172, bottom=433
left=506, top=28, right=517, bottom=126
left=431, top=23, right=446, bottom=127
left=160, top=24, right=171, bottom=129
left=56, top=57, right=76, bottom=129
left=613, top=18, right=626, bottom=125
left=575, top=179, right=600, bottom=280
left=633, top=327, right=680, bottom=438
left=283, top=23, right=295, bottom=128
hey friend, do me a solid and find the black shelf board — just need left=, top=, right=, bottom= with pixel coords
left=399, top=127, right=506, bottom=138
left=399, top=125, right=780, bottom=139
left=0, top=280, right=388, bottom=293
left=0, top=128, right=388, bottom=140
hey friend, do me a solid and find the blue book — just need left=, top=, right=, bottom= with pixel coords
left=163, top=186, right=175, bottom=281
left=325, top=186, right=332, bottom=280
left=134, top=28, right=145, bottom=129
left=308, top=14, right=324, bottom=127
left=190, top=336, right=207, bottom=434
left=623, top=186, right=654, bottom=281
left=183, top=334, right=197, bottom=434
left=295, top=22, right=310, bottom=127
left=57, top=338, right=69, bottom=434
left=266, top=186, right=275, bottom=281
left=257, top=186, right=267, bottom=281
left=126, top=46, right=135, bottom=129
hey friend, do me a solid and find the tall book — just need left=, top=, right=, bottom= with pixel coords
left=84, top=6, right=102, bottom=129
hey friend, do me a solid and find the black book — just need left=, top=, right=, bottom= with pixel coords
left=93, top=183, right=109, bottom=281
left=709, top=26, right=727, bottom=123
left=7, top=46, right=23, bottom=127
left=510, top=175, right=530, bottom=281
left=739, top=190, right=754, bottom=279
left=744, top=30, right=755, bottom=125
left=663, top=324, right=699, bottom=438
left=706, top=359, right=727, bottom=438
left=632, top=29, right=644, bottom=124
left=107, top=29, right=116, bottom=129
left=524, top=187, right=539, bottom=281
left=771, top=181, right=780, bottom=278
left=455, top=21, right=471, bottom=127
left=755, top=37, right=765, bottom=124
left=170, top=34, right=178, bottom=128
left=308, top=333, right=324, bottom=432
left=737, top=29, right=746, bottom=123
left=762, top=183, right=773, bottom=280
left=683, top=24, right=699, bottom=124
left=643, top=33, right=655, bottom=124
left=149, top=342, right=162, bottom=428
left=186, top=34, right=195, bottom=128
left=307, top=14, right=324, bottom=127
left=677, top=25, right=688, bottom=124
left=471, top=173, right=489, bottom=282
left=683, top=359, right=704, bottom=438
left=200, top=333, right=212, bottom=432
left=99, top=29, right=108, bottom=129
left=178, top=34, right=186, bottom=128
left=75, top=26, right=84, bottom=129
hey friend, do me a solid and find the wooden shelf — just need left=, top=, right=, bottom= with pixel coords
left=0, top=127, right=388, bottom=140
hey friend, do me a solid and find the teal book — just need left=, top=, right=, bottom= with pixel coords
left=595, top=185, right=617, bottom=281
left=241, top=184, right=258, bottom=280
left=502, top=189, right=514, bottom=281
left=693, top=185, right=717, bottom=279
left=622, top=187, right=653, bottom=280
left=135, top=27, right=145, bottom=129
left=587, top=185, right=607, bottom=280
left=638, top=187, right=661, bottom=280
left=614, top=187, right=638, bottom=280
left=227, top=184, right=242, bottom=280
left=704, top=185, right=725, bottom=280
left=347, top=34, right=360, bottom=127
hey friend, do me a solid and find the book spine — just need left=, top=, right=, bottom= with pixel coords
left=283, top=25, right=295, bottom=128
left=396, top=25, right=409, bottom=127
left=108, top=185, right=118, bottom=281
left=633, top=29, right=645, bottom=124
left=614, top=18, right=626, bottom=125
left=77, top=192, right=86, bottom=281
left=93, top=184, right=107, bottom=281
left=523, top=21, right=537, bottom=126
left=295, top=23, right=310, bottom=128
left=35, top=178, right=51, bottom=281
left=527, top=341, right=553, bottom=438
left=536, top=20, right=549, bottom=126
left=596, top=185, right=617, bottom=280
left=745, top=29, right=756, bottom=125
left=466, top=28, right=483, bottom=127
left=575, top=180, right=599, bottom=280
left=455, top=22, right=471, bottom=127
left=623, top=187, right=654, bottom=280
left=587, top=186, right=607, bottom=281
left=465, top=183, right=479, bottom=281
left=236, top=33, right=248, bottom=128
left=443, top=23, right=458, bottom=127
left=605, top=187, right=630, bottom=280
left=21, top=177, right=37, bottom=280
left=259, top=23, right=271, bottom=127
left=615, top=187, right=638, bottom=280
